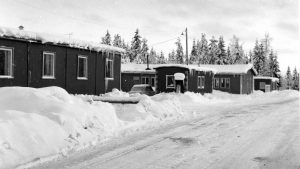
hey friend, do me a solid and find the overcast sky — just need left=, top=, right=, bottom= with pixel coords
left=0, top=0, right=299, bottom=72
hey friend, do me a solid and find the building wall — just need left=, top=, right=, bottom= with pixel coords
left=155, top=67, right=188, bottom=93
left=241, top=70, right=254, bottom=94
left=121, top=72, right=155, bottom=92
left=188, top=70, right=213, bottom=94
left=214, top=74, right=241, bottom=94
left=0, top=37, right=121, bottom=95
left=65, top=48, right=97, bottom=95
left=0, top=39, right=28, bottom=87
left=254, top=79, right=278, bottom=92
left=28, top=43, right=66, bottom=89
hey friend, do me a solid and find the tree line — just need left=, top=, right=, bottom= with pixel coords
left=101, top=29, right=298, bottom=90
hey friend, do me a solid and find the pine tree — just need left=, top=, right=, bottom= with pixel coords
left=229, top=35, right=245, bottom=64
left=248, top=51, right=253, bottom=63
left=113, top=34, right=122, bottom=47
left=286, top=66, right=292, bottom=89
left=216, top=36, right=226, bottom=64
left=226, top=47, right=232, bottom=64
left=139, top=38, right=149, bottom=64
left=189, top=39, right=198, bottom=64
left=168, top=50, right=176, bottom=64
left=273, top=52, right=280, bottom=74
left=207, top=36, right=218, bottom=64
left=292, top=67, right=299, bottom=90
left=130, top=29, right=142, bottom=62
left=253, top=40, right=266, bottom=75
left=198, top=34, right=209, bottom=64
left=149, top=48, right=157, bottom=64
left=175, top=38, right=184, bottom=64
left=158, top=51, right=166, bottom=64
left=101, top=30, right=111, bottom=45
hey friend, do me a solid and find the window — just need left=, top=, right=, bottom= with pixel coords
left=133, top=76, right=139, bottom=81
left=77, top=55, right=88, bottom=79
left=0, top=47, right=13, bottom=78
left=43, top=52, right=55, bottom=78
left=141, top=76, right=150, bottom=84
left=220, top=78, right=226, bottom=88
left=260, top=82, right=265, bottom=89
left=166, top=75, right=175, bottom=88
left=151, top=77, right=156, bottom=87
left=225, top=78, right=230, bottom=88
left=214, top=78, right=219, bottom=88
left=197, top=76, right=205, bottom=89
left=105, top=53, right=113, bottom=79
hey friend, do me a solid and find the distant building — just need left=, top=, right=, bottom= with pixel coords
left=0, top=27, right=124, bottom=94
left=121, top=64, right=156, bottom=92
left=154, top=64, right=216, bottom=94
left=254, top=76, right=279, bottom=92
left=200, top=64, right=257, bottom=94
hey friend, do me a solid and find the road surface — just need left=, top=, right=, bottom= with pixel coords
left=29, top=96, right=300, bottom=169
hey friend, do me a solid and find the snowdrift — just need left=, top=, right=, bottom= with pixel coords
left=0, top=87, right=299, bottom=169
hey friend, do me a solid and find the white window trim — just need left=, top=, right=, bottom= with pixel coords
left=105, top=58, right=114, bottom=80
left=77, top=55, right=88, bottom=80
left=214, top=78, right=219, bottom=88
left=0, top=47, right=13, bottom=78
left=166, top=75, right=175, bottom=89
left=42, top=51, right=55, bottom=79
left=225, top=78, right=230, bottom=89
left=197, top=76, right=205, bottom=89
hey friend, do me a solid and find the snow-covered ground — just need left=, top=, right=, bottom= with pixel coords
left=0, top=87, right=299, bottom=169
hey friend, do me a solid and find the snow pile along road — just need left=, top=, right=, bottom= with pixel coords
left=0, top=87, right=186, bottom=169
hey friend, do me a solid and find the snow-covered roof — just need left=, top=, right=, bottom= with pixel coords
left=154, top=64, right=217, bottom=73
left=121, top=64, right=156, bottom=73
left=199, top=64, right=258, bottom=75
left=0, top=27, right=125, bottom=53
left=254, top=76, right=279, bottom=82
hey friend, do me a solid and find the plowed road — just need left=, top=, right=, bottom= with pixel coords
left=30, top=96, right=300, bottom=169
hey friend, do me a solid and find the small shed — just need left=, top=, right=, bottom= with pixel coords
left=121, top=64, right=156, bottom=92
left=200, top=64, right=257, bottom=94
left=154, top=64, right=216, bottom=94
left=254, top=76, right=279, bottom=92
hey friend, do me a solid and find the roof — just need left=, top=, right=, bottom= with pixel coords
left=0, top=27, right=125, bottom=53
left=254, top=76, right=279, bottom=82
left=154, top=64, right=217, bottom=73
left=121, top=64, right=156, bottom=73
left=199, top=64, right=258, bottom=75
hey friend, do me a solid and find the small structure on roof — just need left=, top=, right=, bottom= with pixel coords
left=254, top=76, right=279, bottom=92
left=154, top=64, right=216, bottom=94
left=200, top=64, right=257, bottom=94
left=121, top=64, right=156, bottom=92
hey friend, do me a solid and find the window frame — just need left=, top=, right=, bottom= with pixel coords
left=0, top=47, right=13, bottom=78
left=220, top=78, right=226, bottom=88
left=197, top=76, right=205, bottom=89
left=214, top=78, right=219, bottom=88
left=151, top=76, right=156, bottom=87
left=225, top=78, right=230, bottom=89
left=42, top=51, right=55, bottom=79
left=105, top=53, right=114, bottom=80
left=141, top=76, right=150, bottom=84
left=166, top=75, right=175, bottom=89
left=77, top=55, right=88, bottom=80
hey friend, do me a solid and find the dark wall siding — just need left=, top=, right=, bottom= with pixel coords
left=214, top=74, right=241, bottom=94
left=241, top=70, right=254, bottom=94
left=254, top=79, right=278, bottom=92
left=95, top=52, right=105, bottom=94
left=65, top=48, right=96, bottom=95
left=28, top=43, right=66, bottom=88
left=188, top=70, right=213, bottom=94
left=121, top=73, right=155, bottom=92
left=0, top=39, right=28, bottom=87
left=104, top=53, right=121, bottom=93
left=156, top=67, right=188, bottom=93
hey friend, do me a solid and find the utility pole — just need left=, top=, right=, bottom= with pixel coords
left=185, top=28, right=188, bottom=65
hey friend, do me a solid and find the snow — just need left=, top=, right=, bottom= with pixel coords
left=199, top=64, right=258, bottom=75
left=0, top=86, right=299, bottom=169
left=0, top=27, right=125, bottom=53
left=254, top=76, right=279, bottom=82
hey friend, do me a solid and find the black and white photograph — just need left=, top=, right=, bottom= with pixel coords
left=0, top=0, right=299, bottom=168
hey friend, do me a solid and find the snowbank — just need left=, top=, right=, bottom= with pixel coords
left=0, top=87, right=298, bottom=169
